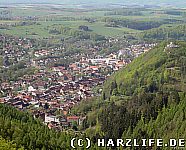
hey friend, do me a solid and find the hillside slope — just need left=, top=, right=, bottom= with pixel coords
left=75, top=41, right=186, bottom=149
left=0, top=104, right=72, bottom=149
left=139, top=25, right=186, bottom=41
left=0, top=136, right=23, bottom=150
left=103, top=41, right=186, bottom=100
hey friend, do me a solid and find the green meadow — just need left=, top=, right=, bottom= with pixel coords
left=0, top=6, right=186, bottom=39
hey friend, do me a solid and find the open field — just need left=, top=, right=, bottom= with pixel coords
left=0, top=6, right=186, bottom=39
left=1, top=6, right=186, bottom=19
left=0, top=20, right=140, bottom=38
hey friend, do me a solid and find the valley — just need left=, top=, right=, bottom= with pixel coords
left=0, top=2, right=186, bottom=149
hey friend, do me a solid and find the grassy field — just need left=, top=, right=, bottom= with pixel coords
left=0, top=6, right=185, bottom=39
left=0, top=7, right=109, bottom=18
left=0, top=20, right=140, bottom=38
left=2, top=6, right=185, bottom=20
left=87, top=22, right=140, bottom=36
left=0, top=25, right=49, bottom=39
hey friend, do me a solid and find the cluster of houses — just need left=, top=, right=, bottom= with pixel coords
left=0, top=34, right=157, bottom=130
left=164, top=42, right=179, bottom=52
left=0, top=35, right=33, bottom=68
left=126, top=43, right=157, bottom=58
left=0, top=58, right=107, bottom=129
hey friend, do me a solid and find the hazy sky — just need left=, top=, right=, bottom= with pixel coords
left=0, top=0, right=186, bottom=7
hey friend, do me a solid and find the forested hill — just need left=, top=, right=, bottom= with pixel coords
left=0, top=104, right=73, bottom=149
left=0, top=136, right=23, bottom=150
left=103, top=41, right=186, bottom=100
left=99, top=41, right=186, bottom=147
left=139, top=25, right=186, bottom=41
left=74, top=41, right=186, bottom=149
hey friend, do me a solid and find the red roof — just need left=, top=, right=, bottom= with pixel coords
left=67, top=116, right=79, bottom=120
left=89, top=66, right=98, bottom=69
left=0, top=98, right=5, bottom=103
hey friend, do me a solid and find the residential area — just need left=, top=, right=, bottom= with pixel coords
left=0, top=34, right=157, bottom=130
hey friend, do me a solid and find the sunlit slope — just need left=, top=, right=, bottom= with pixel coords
left=103, top=41, right=186, bottom=100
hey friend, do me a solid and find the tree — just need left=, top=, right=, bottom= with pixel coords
left=72, top=121, right=78, bottom=131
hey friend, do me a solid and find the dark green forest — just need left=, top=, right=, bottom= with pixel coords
left=140, top=25, right=186, bottom=41
left=0, top=104, right=73, bottom=149
left=103, top=18, right=183, bottom=30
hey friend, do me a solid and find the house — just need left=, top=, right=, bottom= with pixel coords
left=0, top=98, right=5, bottom=104
left=28, top=86, right=36, bottom=92
left=67, top=116, right=80, bottom=125
left=164, top=42, right=179, bottom=52
left=166, top=42, right=179, bottom=48
left=45, top=114, right=60, bottom=123
left=12, top=100, right=29, bottom=109
left=89, top=66, right=99, bottom=71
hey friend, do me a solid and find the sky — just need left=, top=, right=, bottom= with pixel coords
left=0, top=0, right=186, bottom=7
